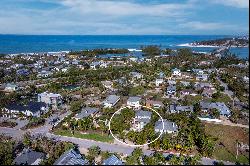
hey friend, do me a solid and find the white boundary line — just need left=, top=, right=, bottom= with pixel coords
left=108, top=105, right=164, bottom=147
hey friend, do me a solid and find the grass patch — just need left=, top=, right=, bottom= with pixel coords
left=54, top=129, right=114, bottom=143
left=204, top=123, right=249, bottom=164
left=213, top=93, right=232, bottom=103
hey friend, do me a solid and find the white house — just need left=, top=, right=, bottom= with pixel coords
left=155, top=79, right=164, bottom=87
left=127, top=96, right=141, bottom=109
left=103, top=95, right=120, bottom=108
left=38, top=92, right=62, bottom=109
left=171, top=68, right=181, bottom=77
left=90, top=61, right=101, bottom=70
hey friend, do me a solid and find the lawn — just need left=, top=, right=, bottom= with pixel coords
left=54, top=129, right=114, bottom=143
left=204, top=123, right=249, bottom=164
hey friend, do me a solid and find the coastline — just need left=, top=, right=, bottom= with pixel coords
left=177, top=43, right=249, bottom=48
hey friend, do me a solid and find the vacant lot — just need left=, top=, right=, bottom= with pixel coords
left=204, top=123, right=249, bottom=164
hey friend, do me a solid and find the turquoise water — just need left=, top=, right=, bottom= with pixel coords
left=0, top=35, right=248, bottom=58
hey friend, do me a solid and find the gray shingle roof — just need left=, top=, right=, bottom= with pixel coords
left=127, top=96, right=141, bottom=103
left=135, top=110, right=152, bottom=118
left=13, top=149, right=45, bottom=165
left=155, top=119, right=178, bottom=132
left=102, top=155, right=123, bottom=165
left=54, top=149, right=88, bottom=165
left=6, top=102, right=46, bottom=113
left=103, top=95, right=120, bottom=105
left=75, top=107, right=99, bottom=119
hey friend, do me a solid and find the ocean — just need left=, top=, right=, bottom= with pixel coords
left=0, top=35, right=248, bottom=58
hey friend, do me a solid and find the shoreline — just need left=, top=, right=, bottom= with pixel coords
left=177, top=43, right=249, bottom=48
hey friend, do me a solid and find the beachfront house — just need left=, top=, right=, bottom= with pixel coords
left=154, top=119, right=178, bottom=134
left=127, top=96, right=141, bottom=109
left=103, top=95, right=120, bottom=108
left=38, top=92, right=63, bottom=109
left=102, top=155, right=123, bottom=165
left=13, top=149, right=46, bottom=165
left=133, top=110, right=152, bottom=131
left=54, top=149, right=89, bottom=165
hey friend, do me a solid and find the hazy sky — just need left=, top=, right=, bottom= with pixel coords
left=0, top=0, right=248, bottom=35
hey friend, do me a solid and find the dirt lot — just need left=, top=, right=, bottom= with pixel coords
left=204, top=122, right=249, bottom=164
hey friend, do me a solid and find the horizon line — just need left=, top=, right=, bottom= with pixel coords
left=0, top=34, right=248, bottom=36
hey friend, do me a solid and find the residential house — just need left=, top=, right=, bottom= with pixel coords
left=146, top=100, right=164, bottom=109
left=192, top=69, right=204, bottom=75
left=166, top=85, right=176, bottom=95
left=154, top=119, right=178, bottom=134
left=101, top=81, right=113, bottom=90
left=127, top=96, right=141, bottom=109
left=102, top=155, right=123, bottom=165
left=130, top=72, right=143, bottom=79
left=1, top=102, right=47, bottom=118
left=100, top=62, right=110, bottom=68
left=196, top=73, right=208, bottom=81
left=202, top=88, right=216, bottom=98
left=38, top=92, right=63, bottom=109
left=90, top=61, right=101, bottom=70
left=133, top=110, right=152, bottom=131
left=181, top=72, right=193, bottom=79
left=171, top=68, right=181, bottom=77
left=4, top=83, right=18, bottom=92
left=73, top=107, right=99, bottom=120
left=54, top=149, right=89, bottom=165
left=37, top=70, right=53, bottom=78
left=16, top=69, right=30, bottom=76
left=103, top=95, right=120, bottom=108
left=158, top=71, right=165, bottom=79
left=180, top=89, right=196, bottom=96
left=13, top=149, right=46, bottom=165
left=194, top=82, right=213, bottom=91
left=155, top=79, right=164, bottom=87
left=169, top=104, right=194, bottom=114
left=200, top=101, right=231, bottom=117
left=167, top=80, right=176, bottom=85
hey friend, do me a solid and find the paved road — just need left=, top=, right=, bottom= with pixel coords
left=216, top=77, right=239, bottom=102
left=0, top=107, right=236, bottom=165
left=0, top=126, right=235, bottom=165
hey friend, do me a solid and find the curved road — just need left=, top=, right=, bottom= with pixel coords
left=0, top=126, right=235, bottom=165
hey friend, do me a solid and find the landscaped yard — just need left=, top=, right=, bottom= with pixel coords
left=54, top=129, right=114, bottom=143
left=204, top=123, right=249, bottom=164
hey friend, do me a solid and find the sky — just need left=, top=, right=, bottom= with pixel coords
left=0, top=0, right=248, bottom=35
